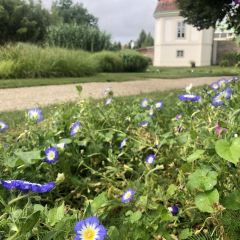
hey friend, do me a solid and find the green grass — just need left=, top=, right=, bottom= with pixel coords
left=0, top=66, right=239, bottom=89
left=0, top=89, right=181, bottom=129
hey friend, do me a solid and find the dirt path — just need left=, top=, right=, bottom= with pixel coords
left=0, top=77, right=227, bottom=112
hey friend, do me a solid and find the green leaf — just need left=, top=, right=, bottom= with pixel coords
left=91, top=192, right=108, bottom=214
left=47, top=202, right=65, bottom=226
left=108, top=226, right=120, bottom=240
left=14, top=150, right=42, bottom=165
left=129, top=211, right=142, bottom=223
left=59, top=138, right=72, bottom=144
left=195, top=189, right=219, bottom=213
left=179, top=228, right=193, bottom=239
left=215, top=138, right=240, bottom=165
left=187, top=168, right=218, bottom=191
left=223, top=190, right=240, bottom=210
left=20, top=211, right=40, bottom=234
left=186, top=150, right=205, bottom=163
left=166, top=184, right=177, bottom=197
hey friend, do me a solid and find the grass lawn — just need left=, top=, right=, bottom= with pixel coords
left=0, top=66, right=239, bottom=89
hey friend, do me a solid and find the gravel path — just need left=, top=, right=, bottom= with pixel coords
left=0, top=77, right=226, bottom=112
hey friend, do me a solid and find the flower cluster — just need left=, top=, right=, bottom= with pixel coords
left=1, top=180, right=55, bottom=193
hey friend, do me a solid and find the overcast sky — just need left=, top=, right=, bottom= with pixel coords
left=42, top=0, right=157, bottom=43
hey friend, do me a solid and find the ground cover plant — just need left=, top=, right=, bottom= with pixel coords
left=1, top=77, right=240, bottom=239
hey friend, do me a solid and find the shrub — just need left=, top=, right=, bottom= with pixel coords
left=120, top=50, right=149, bottom=72
left=0, top=43, right=98, bottom=78
left=219, top=52, right=240, bottom=67
left=0, top=60, right=14, bottom=78
left=92, top=51, right=123, bottom=72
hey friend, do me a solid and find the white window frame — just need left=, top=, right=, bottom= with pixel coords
left=177, top=21, right=185, bottom=39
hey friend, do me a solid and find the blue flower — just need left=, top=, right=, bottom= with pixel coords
left=120, top=138, right=128, bottom=149
left=218, top=78, right=227, bottom=87
left=155, top=101, right=163, bottom=109
left=146, top=154, right=155, bottom=164
left=105, top=97, right=112, bottom=105
left=168, top=205, right=179, bottom=216
left=141, top=98, right=149, bottom=108
left=149, top=108, right=155, bottom=117
left=70, top=121, right=82, bottom=136
left=1, top=180, right=55, bottom=193
left=45, top=147, right=59, bottom=164
left=139, top=121, right=149, bottom=127
left=121, top=189, right=135, bottom=203
left=212, top=88, right=232, bottom=107
left=27, top=108, right=43, bottom=123
left=74, top=216, right=107, bottom=240
left=0, top=120, right=8, bottom=133
left=178, top=94, right=201, bottom=102
left=209, top=82, right=220, bottom=91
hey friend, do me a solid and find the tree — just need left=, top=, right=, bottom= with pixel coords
left=0, top=0, right=50, bottom=43
left=52, top=0, right=98, bottom=26
left=136, top=30, right=154, bottom=48
left=177, top=0, right=240, bottom=34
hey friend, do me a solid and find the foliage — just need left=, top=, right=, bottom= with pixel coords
left=1, top=76, right=240, bottom=238
left=120, top=50, right=150, bottom=72
left=0, top=0, right=51, bottom=43
left=0, top=43, right=98, bottom=78
left=136, top=30, right=154, bottom=48
left=51, top=0, right=98, bottom=26
left=219, top=52, right=240, bottom=67
left=46, top=24, right=111, bottom=52
left=0, top=44, right=149, bottom=79
left=177, top=0, right=240, bottom=34
left=92, top=51, right=123, bottom=72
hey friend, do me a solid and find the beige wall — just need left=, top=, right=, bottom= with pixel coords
left=154, top=14, right=214, bottom=67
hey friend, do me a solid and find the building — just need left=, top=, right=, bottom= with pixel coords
left=153, top=0, right=214, bottom=67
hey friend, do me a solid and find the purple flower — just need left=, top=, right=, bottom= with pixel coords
left=178, top=94, right=201, bottom=102
left=176, top=114, right=182, bottom=120
left=212, top=88, right=232, bottom=107
left=70, top=121, right=82, bottom=136
left=215, top=123, right=227, bottom=138
left=1, top=180, right=55, bottom=193
left=146, top=154, right=155, bottom=164
left=27, top=108, right=43, bottom=123
left=168, top=205, right=179, bottom=216
left=141, top=98, right=149, bottom=108
left=45, top=147, right=58, bottom=164
left=120, top=138, right=128, bottom=149
left=0, top=120, right=8, bottom=133
left=121, top=189, right=135, bottom=203
left=155, top=101, right=163, bottom=109
left=139, top=121, right=149, bottom=127
left=74, top=216, right=107, bottom=240
left=209, top=82, right=220, bottom=91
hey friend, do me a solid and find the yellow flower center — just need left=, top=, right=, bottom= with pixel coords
left=48, top=152, right=55, bottom=160
left=83, top=227, right=96, bottom=240
left=124, top=191, right=131, bottom=200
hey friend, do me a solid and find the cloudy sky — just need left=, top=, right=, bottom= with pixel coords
left=42, top=0, right=157, bottom=43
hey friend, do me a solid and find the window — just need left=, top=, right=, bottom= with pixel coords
left=176, top=50, right=184, bottom=58
left=177, top=21, right=185, bottom=38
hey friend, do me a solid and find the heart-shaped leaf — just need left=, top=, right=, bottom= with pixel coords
left=195, top=189, right=219, bottom=213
